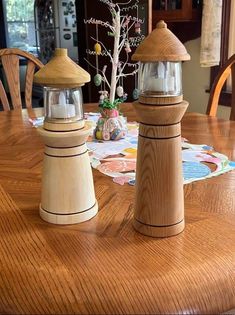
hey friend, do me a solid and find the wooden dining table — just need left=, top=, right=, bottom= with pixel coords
left=0, top=103, right=235, bottom=314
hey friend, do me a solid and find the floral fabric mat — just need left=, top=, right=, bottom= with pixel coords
left=86, top=114, right=235, bottom=186
left=30, top=114, right=235, bottom=186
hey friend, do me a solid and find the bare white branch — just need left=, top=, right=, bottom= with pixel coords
left=84, top=18, right=115, bottom=32
left=84, top=58, right=111, bottom=89
left=85, top=0, right=143, bottom=104
left=90, top=36, right=113, bottom=63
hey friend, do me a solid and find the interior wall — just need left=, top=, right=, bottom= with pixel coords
left=182, top=37, right=210, bottom=114
left=182, top=37, right=230, bottom=119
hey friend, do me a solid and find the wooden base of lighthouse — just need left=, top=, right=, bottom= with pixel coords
left=37, top=123, right=98, bottom=225
left=132, top=100, right=188, bottom=237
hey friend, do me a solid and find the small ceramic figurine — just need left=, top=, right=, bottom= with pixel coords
left=94, top=108, right=127, bottom=141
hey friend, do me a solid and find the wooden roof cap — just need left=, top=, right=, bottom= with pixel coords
left=132, top=20, right=191, bottom=62
left=34, top=48, right=90, bottom=87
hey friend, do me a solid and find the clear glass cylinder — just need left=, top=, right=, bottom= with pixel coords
left=44, top=87, right=83, bottom=123
left=138, top=61, right=182, bottom=98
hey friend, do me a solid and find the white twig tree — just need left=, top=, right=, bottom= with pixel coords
left=84, top=0, right=145, bottom=107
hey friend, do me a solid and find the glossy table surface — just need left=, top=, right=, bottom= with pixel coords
left=0, top=103, right=235, bottom=314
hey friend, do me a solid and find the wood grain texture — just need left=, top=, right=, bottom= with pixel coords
left=207, top=53, right=235, bottom=120
left=0, top=48, right=43, bottom=110
left=133, top=100, right=188, bottom=125
left=0, top=105, right=235, bottom=313
left=38, top=125, right=98, bottom=224
left=33, top=48, right=90, bottom=88
left=25, top=60, right=36, bottom=108
left=139, top=122, right=181, bottom=138
left=133, top=101, right=187, bottom=237
left=139, top=94, right=183, bottom=105
left=0, top=80, right=10, bottom=110
left=230, top=58, right=235, bottom=120
left=133, top=134, right=185, bottom=236
left=132, top=20, right=190, bottom=62
left=1, top=54, right=22, bottom=108
left=43, top=119, right=85, bottom=132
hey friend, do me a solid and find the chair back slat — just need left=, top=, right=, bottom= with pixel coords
left=207, top=54, right=235, bottom=120
left=1, top=54, right=22, bottom=108
left=230, top=64, right=235, bottom=120
left=25, top=60, right=36, bottom=108
left=0, top=80, right=10, bottom=111
left=0, top=48, right=43, bottom=110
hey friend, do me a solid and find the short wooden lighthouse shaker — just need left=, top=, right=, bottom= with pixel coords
left=34, top=48, right=98, bottom=224
left=131, top=21, right=190, bottom=237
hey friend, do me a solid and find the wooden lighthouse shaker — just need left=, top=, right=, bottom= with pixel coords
left=131, top=21, right=190, bottom=237
left=34, top=48, right=98, bottom=225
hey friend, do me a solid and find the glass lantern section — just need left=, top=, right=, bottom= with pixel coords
left=138, top=61, right=182, bottom=97
left=44, top=87, right=83, bottom=122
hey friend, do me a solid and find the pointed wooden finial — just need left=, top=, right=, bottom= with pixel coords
left=156, top=20, right=167, bottom=28
left=34, top=48, right=90, bottom=88
left=132, top=20, right=190, bottom=62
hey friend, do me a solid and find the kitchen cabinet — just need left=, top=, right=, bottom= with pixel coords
left=152, top=0, right=202, bottom=42
left=152, top=0, right=202, bottom=22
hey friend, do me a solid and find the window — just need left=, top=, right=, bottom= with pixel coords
left=2, top=0, right=37, bottom=55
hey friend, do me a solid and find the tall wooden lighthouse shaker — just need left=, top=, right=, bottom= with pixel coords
left=132, top=21, right=190, bottom=237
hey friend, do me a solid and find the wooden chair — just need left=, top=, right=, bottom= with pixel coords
left=206, top=54, right=235, bottom=120
left=0, top=48, right=43, bottom=111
